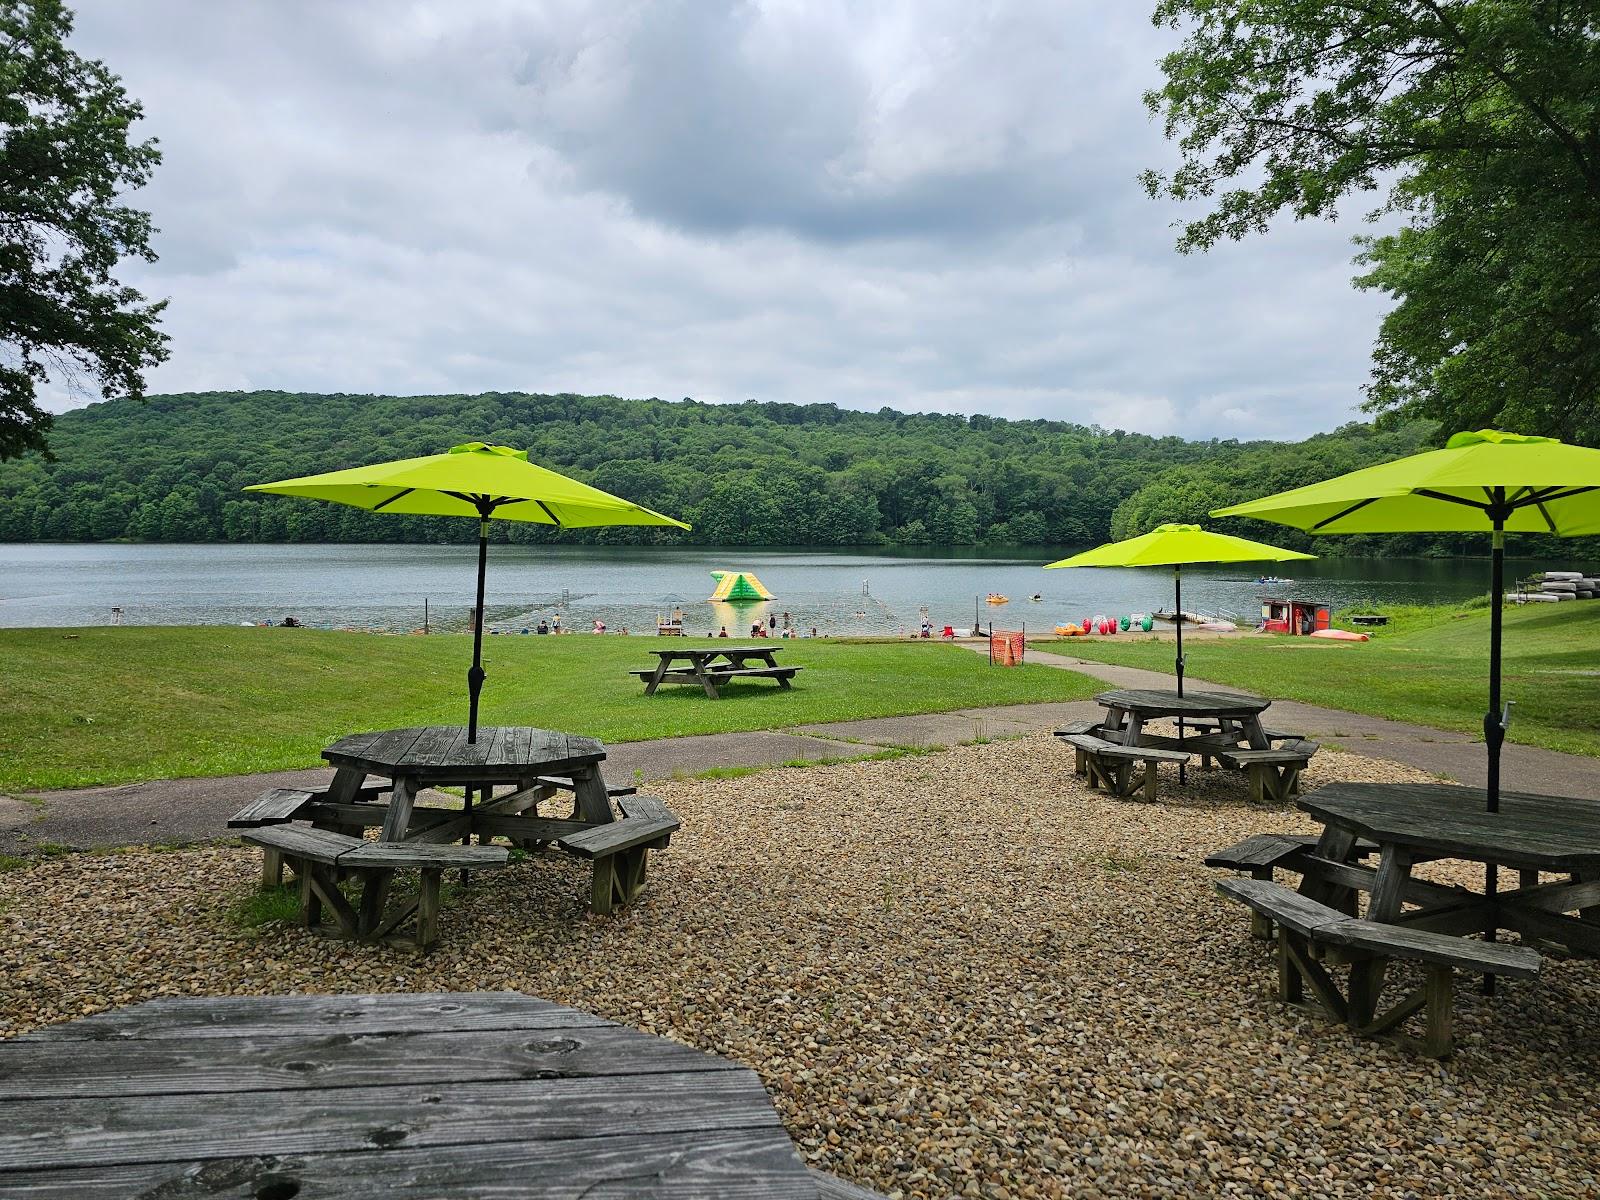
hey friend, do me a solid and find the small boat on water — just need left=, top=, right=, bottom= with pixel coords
left=1028, top=593, right=1043, bottom=602
left=986, top=593, right=1009, bottom=605
left=1255, top=576, right=1294, bottom=586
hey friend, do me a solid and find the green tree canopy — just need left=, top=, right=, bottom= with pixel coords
left=1144, top=0, right=1600, bottom=444
left=0, top=0, right=168, bottom=460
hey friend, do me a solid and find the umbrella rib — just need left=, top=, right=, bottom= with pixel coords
left=535, top=500, right=562, bottom=526
left=1413, top=488, right=1491, bottom=511
left=1534, top=500, right=1558, bottom=533
left=1311, top=497, right=1378, bottom=530
left=370, top=487, right=415, bottom=512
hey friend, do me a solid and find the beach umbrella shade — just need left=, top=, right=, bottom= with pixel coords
left=1044, top=523, right=1314, bottom=778
left=1213, top=428, right=1600, bottom=814
left=247, top=442, right=689, bottom=742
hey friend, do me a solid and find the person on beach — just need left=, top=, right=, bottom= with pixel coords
left=552, top=614, right=561, bottom=634
left=718, top=626, right=729, bottom=637
left=536, top=619, right=549, bottom=634
left=593, top=619, right=606, bottom=633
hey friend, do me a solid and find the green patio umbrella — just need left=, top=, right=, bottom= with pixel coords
left=1213, top=428, right=1600, bottom=820
left=1045, top=523, right=1314, bottom=778
left=248, top=442, right=689, bottom=742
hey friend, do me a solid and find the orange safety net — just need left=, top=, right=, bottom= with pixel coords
left=989, top=630, right=1025, bottom=666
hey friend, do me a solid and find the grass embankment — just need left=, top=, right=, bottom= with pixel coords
left=0, top=628, right=1099, bottom=792
left=1057, top=601, right=1600, bottom=757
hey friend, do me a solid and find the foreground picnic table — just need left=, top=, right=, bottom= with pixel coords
left=0, top=992, right=873, bottom=1198
left=632, top=644, right=800, bottom=698
left=1212, top=781, right=1600, bottom=1054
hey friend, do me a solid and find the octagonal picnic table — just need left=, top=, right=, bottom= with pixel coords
left=0, top=991, right=870, bottom=1198
left=1095, top=687, right=1273, bottom=752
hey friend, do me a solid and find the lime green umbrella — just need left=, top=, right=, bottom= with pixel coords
left=1046, top=523, right=1313, bottom=777
left=1213, top=428, right=1600, bottom=818
left=248, top=442, right=689, bottom=741
left=1213, top=428, right=1600, bottom=942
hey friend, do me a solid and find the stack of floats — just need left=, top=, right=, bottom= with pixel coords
left=1507, top=569, right=1599, bottom=603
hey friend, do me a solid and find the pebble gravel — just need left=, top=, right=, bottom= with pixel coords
left=2, top=734, right=1598, bottom=1198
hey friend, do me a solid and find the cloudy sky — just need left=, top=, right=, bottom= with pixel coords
left=63, top=0, right=1392, bottom=441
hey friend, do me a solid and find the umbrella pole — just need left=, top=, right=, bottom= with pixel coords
left=467, top=519, right=489, bottom=744
left=1483, top=512, right=1507, bottom=990
left=1175, top=565, right=1185, bottom=783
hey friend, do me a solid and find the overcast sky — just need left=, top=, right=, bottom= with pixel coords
left=62, top=0, right=1391, bottom=441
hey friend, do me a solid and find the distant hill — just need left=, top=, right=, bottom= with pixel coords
left=0, top=389, right=1552, bottom=555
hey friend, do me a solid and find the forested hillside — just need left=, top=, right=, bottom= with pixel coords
left=0, top=390, right=1580, bottom=555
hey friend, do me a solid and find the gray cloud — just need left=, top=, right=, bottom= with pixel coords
left=54, top=0, right=1391, bottom=441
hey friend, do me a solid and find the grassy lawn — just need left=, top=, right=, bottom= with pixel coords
left=1055, top=601, right=1600, bottom=758
left=0, top=629, right=1100, bottom=792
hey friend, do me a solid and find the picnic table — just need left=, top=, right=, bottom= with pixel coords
left=632, top=644, right=800, bottom=698
left=232, top=726, right=681, bottom=942
left=1095, top=687, right=1273, bottom=751
left=1212, top=780, right=1600, bottom=1053
left=0, top=991, right=879, bottom=1198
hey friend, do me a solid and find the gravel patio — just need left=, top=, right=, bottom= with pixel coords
left=2, top=733, right=1597, bottom=1199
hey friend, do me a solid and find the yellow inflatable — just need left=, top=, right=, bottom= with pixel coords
left=1053, top=623, right=1088, bottom=636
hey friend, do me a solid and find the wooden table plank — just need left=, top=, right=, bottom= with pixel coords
left=0, top=1129, right=817, bottom=1199
left=0, top=1024, right=738, bottom=1099
left=15, top=993, right=605, bottom=1042
left=0, top=1071, right=785, bottom=1171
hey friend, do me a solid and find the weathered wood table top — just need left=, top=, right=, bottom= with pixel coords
left=324, top=725, right=606, bottom=787
left=0, top=992, right=826, bottom=1198
left=1300, top=781, right=1600, bottom=873
left=647, top=645, right=782, bottom=661
left=1095, top=688, right=1270, bottom=719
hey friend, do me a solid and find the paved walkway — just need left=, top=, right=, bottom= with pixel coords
left=5, top=652, right=1597, bottom=853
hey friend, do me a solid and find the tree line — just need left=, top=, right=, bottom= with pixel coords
left=2, top=388, right=1591, bottom=557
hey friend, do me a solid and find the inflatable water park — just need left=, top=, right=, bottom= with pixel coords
left=707, top=569, right=775, bottom=602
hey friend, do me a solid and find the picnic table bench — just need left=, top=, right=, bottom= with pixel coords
left=1057, top=732, right=1190, bottom=802
left=0, top=992, right=887, bottom=1198
left=632, top=644, right=801, bottom=698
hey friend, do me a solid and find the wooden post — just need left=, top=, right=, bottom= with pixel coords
left=1423, top=966, right=1454, bottom=1057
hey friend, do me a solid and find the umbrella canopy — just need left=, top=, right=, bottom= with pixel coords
left=247, top=442, right=689, bottom=741
left=1211, top=427, right=1600, bottom=833
left=1043, top=523, right=1316, bottom=570
left=246, top=441, right=690, bottom=529
left=1212, top=429, right=1600, bottom=535
left=1046, top=524, right=1313, bottom=781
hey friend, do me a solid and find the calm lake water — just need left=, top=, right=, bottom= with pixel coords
left=0, top=543, right=1573, bottom=636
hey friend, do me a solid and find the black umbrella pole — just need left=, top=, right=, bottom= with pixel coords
left=467, top=522, right=489, bottom=744
left=1175, top=566, right=1185, bottom=783
left=1484, top=521, right=1506, bottom=991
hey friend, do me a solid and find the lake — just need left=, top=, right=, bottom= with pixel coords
left=0, top=543, right=1573, bottom=636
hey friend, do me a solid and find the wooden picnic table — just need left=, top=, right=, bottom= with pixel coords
left=634, top=644, right=799, bottom=698
left=235, top=726, right=680, bottom=940
left=1095, top=687, right=1273, bottom=752
left=0, top=991, right=866, bottom=1198
left=1298, top=781, right=1600, bottom=962
left=321, top=724, right=615, bottom=839
left=1213, top=781, right=1600, bottom=1052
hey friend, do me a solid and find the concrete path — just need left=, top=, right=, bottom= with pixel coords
left=5, top=652, right=1597, bottom=853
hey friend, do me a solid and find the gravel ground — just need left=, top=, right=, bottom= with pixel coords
left=3, top=734, right=1598, bottom=1199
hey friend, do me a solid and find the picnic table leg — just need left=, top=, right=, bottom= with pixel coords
left=1241, top=714, right=1271, bottom=751
left=644, top=658, right=671, bottom=695
left=1142, top=761, right=1158, bottom=803
left=691, top=659, right=721, bottom=699
left=1120, top=713, right=1146, bottom=749
left=1348, top=846, right=1412, bottom=1026
left=317, top=766, right=369, bottom=838
left=1299, top=825, right=1357, bottom=910
left=379, top=775, right=418, bottom=843
left=357, top=866, right=390, bottom=937
left=569, top=765, right=615, bottom=825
